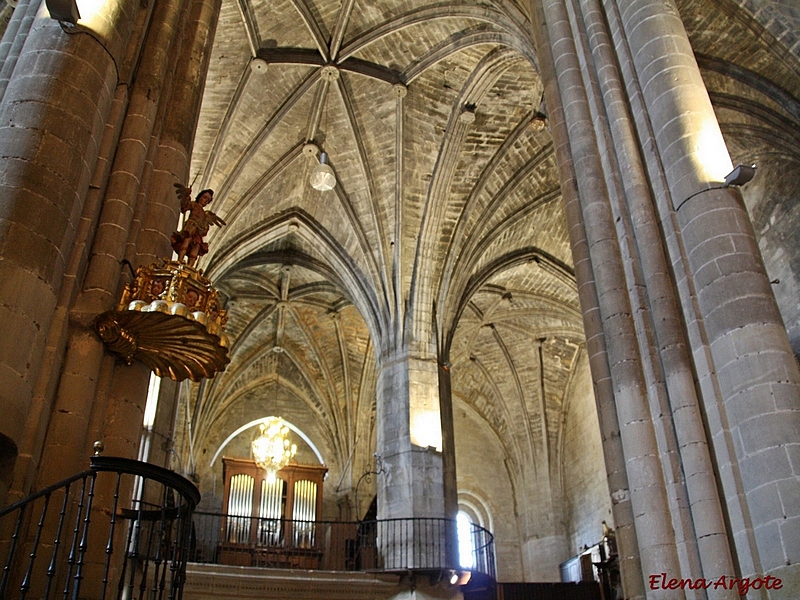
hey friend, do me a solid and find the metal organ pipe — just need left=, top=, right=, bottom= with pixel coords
left=293, top=480, right=317, bottom=547
left=227, top=473, right=253, bottom=542
left=260, top=478, right=284, bottom=545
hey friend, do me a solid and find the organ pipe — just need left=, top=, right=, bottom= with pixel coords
left=293, top=479, right=317, bottom=547
left=227, top=473, right=253, bottom=542
left=259, top=477, right=284, bottom=545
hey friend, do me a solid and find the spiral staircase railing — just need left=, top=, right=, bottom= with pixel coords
left=0, top=455, right=200, bottom=600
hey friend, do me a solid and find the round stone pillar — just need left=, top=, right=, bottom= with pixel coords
left=0, top=3, right=128, bottom=499
left=532, top=0, right=683, bottom=595
left=614, top=0, right=800, bottom=590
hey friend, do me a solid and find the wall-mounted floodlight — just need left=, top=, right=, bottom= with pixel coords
left=724, top=164, right=756, bottom=187
left=447, top=569, right=471, bottom=586
left=46, top=0, right=80, bottom=23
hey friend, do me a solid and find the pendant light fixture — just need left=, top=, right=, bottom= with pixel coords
left=308, top=67, right=339, bottom=192
left=310, top=152, right=336, bottom=191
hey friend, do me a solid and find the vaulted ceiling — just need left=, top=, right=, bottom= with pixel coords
left=183, top=0, right=800, bottom=504
left=186, top=0, right=579, bottom=488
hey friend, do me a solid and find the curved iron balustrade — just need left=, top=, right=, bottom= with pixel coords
left=0, top=455, right=199, bottom=600
left=190, top=512, right=496, bottom=581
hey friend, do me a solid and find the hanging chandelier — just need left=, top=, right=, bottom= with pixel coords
left=251, top=417, right=297, bottom=482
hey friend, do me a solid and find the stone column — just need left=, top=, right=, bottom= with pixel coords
left=573, top=0, right=738, bottom=593
left=374, top=344, right=464, bottom=581
left=0, top=0, right=40, bottom=102
left=3, top=81, right=128, bottom=509
left=0, top=5, right=131, bottom=501
left=530, top=5, right=644, bottom=595
left=612, top=0, right=800, bottom=590
left=136, top=0, right=223, bottom=268
left=92, top=0, right=223, bottom=464
left=532, top=0, right=687, bottom=596
left=438, top=358, right=460, bottom=568
left=78, top=0, right=190, bottom=322
left=375, top=347, right=445, bottom=521
left=35, top=0, right=192, bottom=487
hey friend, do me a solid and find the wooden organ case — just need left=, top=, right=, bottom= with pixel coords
left=219, top=457, right=328, bottom=568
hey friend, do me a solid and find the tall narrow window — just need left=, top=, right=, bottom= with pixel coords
left=137, top=374, right=162, bottom=462
left=457, top=511, right=475, bottom=569
left=131, top=374, right=162, bottom=513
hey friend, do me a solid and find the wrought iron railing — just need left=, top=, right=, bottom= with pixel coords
left=0, top=455, right=200, bottom=600
left=190, top=512, right=496, bottom=579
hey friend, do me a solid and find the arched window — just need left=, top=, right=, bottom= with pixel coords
left=457, top=491, right=495, bottom=574
left=457, top=511, right=476, bottom=568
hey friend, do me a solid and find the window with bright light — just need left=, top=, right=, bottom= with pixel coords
left=457, top=511, right=475, bottom=569
left=137, top=373, right=161, bottom=463
left=142, top=374, right=161, bottom=430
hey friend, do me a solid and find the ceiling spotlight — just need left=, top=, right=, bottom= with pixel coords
left=310, top=151, right=336, bottom=191
left=723, top=164, right=756, bottom=187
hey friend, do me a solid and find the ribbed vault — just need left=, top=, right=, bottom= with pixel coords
left=183, top=1, right=579, bottom=513
left=172, top=0, right=800, bottom=575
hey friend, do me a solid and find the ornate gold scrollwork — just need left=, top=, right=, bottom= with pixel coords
left=96, top=259, right=230, bottom=381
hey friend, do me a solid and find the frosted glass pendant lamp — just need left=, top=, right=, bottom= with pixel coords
left=310, top=152, right=336, bottom=191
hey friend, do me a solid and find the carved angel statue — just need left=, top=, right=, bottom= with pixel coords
left=170, top=183, right=226, bottom=267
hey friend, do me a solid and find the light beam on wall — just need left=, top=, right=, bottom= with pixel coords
left=408, top=361, right=443, bottom=450
left=695, top=120, right=733, bottom=183
left=56, top=0, right=121, bottom=37
left=410, top=410, right=442, bottom=450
